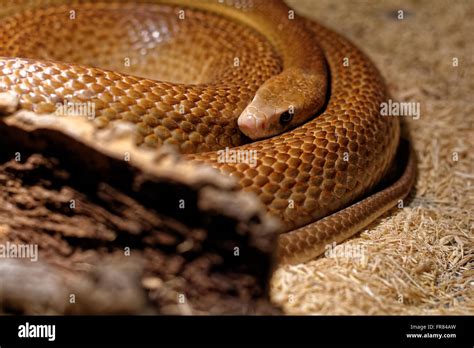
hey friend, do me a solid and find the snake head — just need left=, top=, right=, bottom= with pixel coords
left=237, top=68, right=327, bottom=140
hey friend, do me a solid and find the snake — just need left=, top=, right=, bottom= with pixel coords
left=0, top=0, right=416, bottom=265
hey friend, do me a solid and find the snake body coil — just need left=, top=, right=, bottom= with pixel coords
left=0, top=0, right=415, bottom=264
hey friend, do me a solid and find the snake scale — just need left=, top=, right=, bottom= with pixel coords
left=0, top=0, right=415, bottom=264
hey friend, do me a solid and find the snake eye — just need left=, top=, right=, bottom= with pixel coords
left=279, top=111, right=293, bottom=125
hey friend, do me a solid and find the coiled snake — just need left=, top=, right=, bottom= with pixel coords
left=0, top=0, right=415, bottom=264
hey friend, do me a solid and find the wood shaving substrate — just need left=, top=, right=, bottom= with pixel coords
left=270, top=0, right=473, bottom=315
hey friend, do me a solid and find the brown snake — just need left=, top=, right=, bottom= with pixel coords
left=0, top=0, right=416, bottom=264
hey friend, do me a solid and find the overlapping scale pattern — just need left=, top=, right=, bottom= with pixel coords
left=0, top=1, right=282, bottom=152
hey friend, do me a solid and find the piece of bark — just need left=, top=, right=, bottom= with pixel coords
left=0, top=95, right=282, bottom=314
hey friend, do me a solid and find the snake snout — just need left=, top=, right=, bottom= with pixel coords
left=237, top=109, right=267, bottom=140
